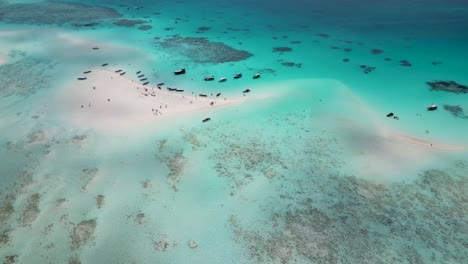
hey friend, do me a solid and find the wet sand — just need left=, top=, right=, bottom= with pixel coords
left=53, top=69, right=244, bottom=132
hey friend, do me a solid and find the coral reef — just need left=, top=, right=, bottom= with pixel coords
left=443, top=105, right=468, bottom=118
left=113, top=19, right=146, bottom=27
left=281, top=62, right=302, bottom=68
left=72, top=21, right=100, bottom=27
left=3, top=255, right=18, bottom=264
left=197, top=26, right=210, bottom=31
left=155, top=36, right=253, bottom=63
left=138, top=25, right=152, bottom=30
left=135, top=212, right=146, bottom=225
left=212, top=136, right=287, bottom=192
left=231, top=164, right=468, bottom=263
left=18, top=193, right=40, bottom=225
left=371, top=48, right=384, bottom=54
left=27, top=130, right=46, bottom=144
left=360, top=65, right=376, bottom=74
left=316, top=33, right=330, bottom=38
left=180, top=129, right=206, bottom=149
left=81, top=168, right=98, bottom=191
left=0, top=1, right=121, bottom=25
left=141, top=180, right=152, bottom=189
left=165, top=152, right=185, bottom=190
left=96, top=195, right=104, bottom=209
left=427, top=81, right=468, bottom=94
left=0, top=229, right=11, bottom=247
left=0, top=200, right=14, bottom=224
left=400, top=59, right=412, bottom=67
left=71, top=219, right=97, bottom=250
left=0, top=57, right=55, bottom=98
left=150, top=234, right=178, bottom=252
left=273, top=47, right=292, bottom=52
left=68, top=255, right=81, bottom=264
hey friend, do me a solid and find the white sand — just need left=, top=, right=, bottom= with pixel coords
left=53, top=69, right=244, bottom=132
left=323, top=84, right=468, bottom=181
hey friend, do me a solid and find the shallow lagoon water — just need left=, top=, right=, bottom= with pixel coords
left=1, top=0, right=467, bottom=263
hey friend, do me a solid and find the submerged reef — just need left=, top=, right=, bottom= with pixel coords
left=197, top=26, right=210, bottom=31
left=155, top=36, right=253, bottom=63
left=0, top=1, right=121, bottom=25
left=427, top=81, right=468, bottom=94
left=113, top=19, right=146, bottom=27
left=316, top=33, right=330, bottom=38
left=443, top=105, right=468, bottom=118
left=371, top=48, right=384, bottom=55
left=3, top=255, right=18, bottom=264
left=0, top=57, right=55, bottom=98
left=138, top=25, right=152, bottom=31
left=80, top=168, right=99, bottom=191
left=18, top=193, right=40, bottom=225
left=155, top=144, right=187, bottom=191
left=273, top=47, right=292, bottom=52
left=0, top=199, right=14, bottom=224
left=281, top=62, right=303, bottom=68
left=400, top=59, right=412, bottom=67
left=71, top=219, right=97, bottom=250
left=96, top=195, right=104, bottom=209
left=231, top=163, right=468, bottom=263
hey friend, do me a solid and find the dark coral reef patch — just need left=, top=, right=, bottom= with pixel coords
left=427, top=81, right=468, bottom=94
left=155, top=36, right=253, bottom=63
left=113, top=19, right=146, bottom=27
left=281, top=62, right=303, bottom=68
left=443, top=105, right=468, bottom=118
left=138, top=25, right=152, bottom=30
left=273, top=47, right=292, bottom=52
left=371, top=48, right=384, bottom=55
left=0, top=1, right=121, bottom=25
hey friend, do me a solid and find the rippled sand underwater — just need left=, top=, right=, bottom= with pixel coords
left=1, top=0, right=468, bottom=263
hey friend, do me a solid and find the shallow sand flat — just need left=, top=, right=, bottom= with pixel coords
left=53, top=69, right=245, bottom=132
left=320, top=84, right=468, bottom=180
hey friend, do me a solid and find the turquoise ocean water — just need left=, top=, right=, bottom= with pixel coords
left=0, top=0, right=467, bottom=263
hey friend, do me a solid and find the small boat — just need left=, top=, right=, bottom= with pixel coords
left=77, top=77, right=87, bottom=80
left=219, top=77, right=227, bottom=82
left=92, top=47, right=99, bottom=50
left=174, top=68, right=186, bottom=75
left=243, top=88, right=251, bottom=93
left=140, top=78, right=148, bottom=81
left=167, top=87, right=177, bottom=91
left=216, top=92, right=221, bottom=97
left=253, top=73, right=261, bottom=79
left=136, top=71, right=141, bottom=74
left=234, top=73, right=242, bottom=79
left=204, top=76, right=214, bottom=81
left=386, top=112, right=394, bottom=117
left=202, top=117, right=211, bottom=122
left=101, top=63, right=109, bottom=67
left=143, top=82, right=149, bottom=85
left=199, top=94, right=208, bottom=97
left=83, top=70, right=92, bottom=74
left=427, top=104, right=438, bottom=111
left=157, top=82, right=165, bottom=86
left=138, top=74, right=145, bottom=78
left=115, top=69, right=122, bottom=73
left=120, top=72, right=126, bottom=76
left=175, top=89, right=184, bottom=92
